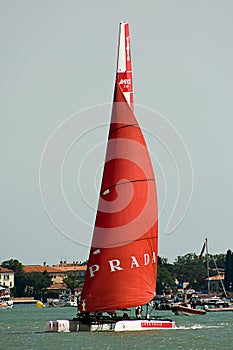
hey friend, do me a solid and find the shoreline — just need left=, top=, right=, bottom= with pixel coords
left=12, top=297, right=39, bottom=304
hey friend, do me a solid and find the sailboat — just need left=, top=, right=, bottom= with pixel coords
left=197, top=239, right=233, bottom=312
left=45, top=22, right=176, bottom=332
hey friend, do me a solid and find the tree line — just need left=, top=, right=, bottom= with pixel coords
left=156, top=252, right=227, bottom=295
left=1, top=250, right=233, bottom=298
left=1, top=259, right=80, bottom=299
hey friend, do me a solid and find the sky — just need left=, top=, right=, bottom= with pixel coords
left=1, top=1, right=233, bottom=265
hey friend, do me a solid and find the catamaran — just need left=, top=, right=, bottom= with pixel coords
left=45, top=21, right=176, bottom=332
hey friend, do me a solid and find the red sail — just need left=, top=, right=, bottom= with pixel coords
left=79, top=23, right=158, bottom=313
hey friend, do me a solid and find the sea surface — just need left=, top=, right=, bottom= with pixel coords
left=0, top=303, right=232, bottom=350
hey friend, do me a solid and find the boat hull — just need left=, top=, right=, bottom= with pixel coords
left=172, top=305, right=206, bottom=316
left=207, top=307, right=233, bottom=312
left=0, top=305, right=13, bottom=310
left=45, top=318, right=176, bottom=332
left=114, top=319, right=176, bottom=331
left=0, top=303, right=13, bottom=310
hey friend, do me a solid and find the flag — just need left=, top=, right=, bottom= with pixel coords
left=199, top=241, right=206, bottom=259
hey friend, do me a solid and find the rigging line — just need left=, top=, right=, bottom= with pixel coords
left=109, top=123, right=138, bottom=135
left=101, top=178, right=156, bottom=195
left=133, top=235, right=158, bottom=243
left=95, top=235, right=158, bottom=249
left=212, top=257, right=228, bottom=298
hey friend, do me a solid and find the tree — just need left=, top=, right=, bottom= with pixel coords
left=1, top=259, right=25, bottom=296
left=24, top=271, right=51, bottom=297
left=156, top=257, right=175, bottom=294
left=211, top=254, right=226, bottom=270
left=1, top=259, right=24, bottom=274
left=225, top=250, right=233, bottom=291
left=1, top=259, right=52, bottom=297
left=157, top=266, right=175, bottom=294
left=173, top=253, right=207, bottom=291
left=63, top=272, right=82, bottom=294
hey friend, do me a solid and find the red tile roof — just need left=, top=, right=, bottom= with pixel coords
left=205, top=274, right=224, bottom=281
left=0, top=267, right=14, bottom=273
left=53, top=263, right=86, bottom=270
left=46, top=283, right=67, bottom=290
left=55, top=265, right=87, bottom=272
left=23, top=265, right=65, bottom=273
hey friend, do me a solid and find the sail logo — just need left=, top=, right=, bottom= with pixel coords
left=89, top=252, right=156, bottom=277
left=141, top=321, right=173, bottom=329
left=119, top=78, right=131, bottom=86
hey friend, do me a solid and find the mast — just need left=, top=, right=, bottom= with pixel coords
left=206, top=238, right=210, bottom=293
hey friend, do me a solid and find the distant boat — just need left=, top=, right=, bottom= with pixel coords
left=200, top=296, right=233, bottom=312
left=0, top=286, right=13, bottom=309
left=0, top=302, right=12, bottom=310
left=64, top=296, right=78, bottom=307
left=199, top=238, right=228, bottom=298
left=172, top=304, right=206, bottom=316
left=207, top=306, right=233, bottom=312
left=45, top=295, right=78, bottom=308
left=45, top=22, right=176, bottom=332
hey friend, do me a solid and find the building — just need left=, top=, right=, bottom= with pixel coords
left=0, top=267, right=14, bottom=289
left=23, top=265, right=67, bottom=284
left=23, top=263, right=87, bottom=285
left=206, top=274, right=225, bottom=293
left=53, top=262, right=87, bottom=282
left=46, top=283, right=69, bottom=296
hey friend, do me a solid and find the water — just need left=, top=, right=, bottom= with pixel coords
left=0, top=304, right=232, bottom=350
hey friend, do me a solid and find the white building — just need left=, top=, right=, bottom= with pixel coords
left=0, top=267, right=14, bottom=289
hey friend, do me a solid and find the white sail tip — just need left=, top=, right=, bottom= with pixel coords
left=116, top=21, right=133, bottom=108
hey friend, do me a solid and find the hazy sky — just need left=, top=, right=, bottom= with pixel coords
left=1, top=1, right=233, bottom=265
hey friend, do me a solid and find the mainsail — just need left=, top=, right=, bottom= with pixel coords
left=79, top=22, right=158, bottom=313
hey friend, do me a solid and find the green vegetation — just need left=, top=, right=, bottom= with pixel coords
left=63, top=272, right=82, bottom=294
left=23, top=271, right=51, bottom=298
left=1, top=259, right=51, bottom=297
left=1, top=259, right=26, bottom=296
left=156, top=252, right=228, bottom=294
left=225, top=249, right=233, bottom=292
